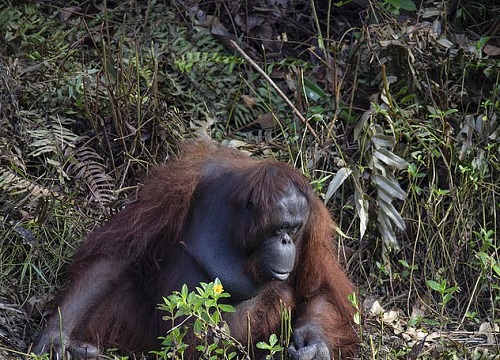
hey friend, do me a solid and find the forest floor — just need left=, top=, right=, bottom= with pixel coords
left=0, top=0, right=499, bottom=359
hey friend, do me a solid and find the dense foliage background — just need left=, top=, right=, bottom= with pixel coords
left=0, top=0, right=499, bottom=358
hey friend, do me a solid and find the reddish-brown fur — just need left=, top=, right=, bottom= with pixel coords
left=36, top=141, right=358, bottom=359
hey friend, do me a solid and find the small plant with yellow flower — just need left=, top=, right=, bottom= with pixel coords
left=153, top=278, right=245, bottom=359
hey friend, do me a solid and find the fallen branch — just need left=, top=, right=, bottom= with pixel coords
left=229, top=39, right=319, bottom=142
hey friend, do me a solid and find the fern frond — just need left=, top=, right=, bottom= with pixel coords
left=65, top=146, right=115, bottom=205
left=0, top=166, right=66, bottom=201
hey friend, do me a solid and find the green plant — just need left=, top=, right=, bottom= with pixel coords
left=256, top=334, right=283, bottom=360
left=348, top=292, right=362, bottom=327
left=426, top=278, right=460, bottom=326
left=380, top=0, right=417, bottom=14
left=154, top=279, right=242, bottom=359
left=397, top=259, right=418, bottom=280
left=473, top=229, right=500, bottom=319
left=154, top=279, right=296, bottom=360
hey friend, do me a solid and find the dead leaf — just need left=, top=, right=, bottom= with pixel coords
left=255, top=113, right=277, bottom=130
left=221, top=139, right=253, bottom=155
left=58, top=6, right=81, bottom=21
left=410, top=296, right=430, bottom=321
left=403, top=328, right=429, bottom=341
left=478, top=322, right=500, bottom=345
left=383, top=309, right=400, bottom=324
left=235, top=14, right=265, bottom=33
left=483, top=44, right=500, bottom=56
left=365, top=298, right=384, bottom=316
left=406, top=334, right=428, bottom=360
left=241, top=95, right=256, bottom=108
left=209, top=17, right=231, bottom=37
left=436, top=37, right=454, bottom=48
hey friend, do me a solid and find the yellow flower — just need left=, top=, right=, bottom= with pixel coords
left=214, top=284, right=224, bottom=295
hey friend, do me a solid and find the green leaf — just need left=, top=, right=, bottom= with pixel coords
left=399, top=0, right=417, bottom=11
left=218, top=292, right=232, bottom=299
left=211, top=311, right=220, bottom=325
left=193, top=318, right=204, bottom=335
left=268, top=334, right=278, bottom=346
left=398, top=259, right=410, bottom=268
left=442, top=293, right=453, bottom=304
left=354, top=311, right=361, bottom=325
left=493, top=264, right=500, bottom=278
left=426, top=280, right=442, bottom=292
left=303, top=78, right=326, bottom=101
left=187, top=292, right=196, bottom=304
left=445, top=286, right=459, bottom=294
left=181, top=284, right=188, bottom=298
left=219, top=304, right=236, bottom=313
left=256, top=342, right=271, bottom=350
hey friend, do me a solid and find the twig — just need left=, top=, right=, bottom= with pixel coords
left=229, top=39, right=320, bottom=142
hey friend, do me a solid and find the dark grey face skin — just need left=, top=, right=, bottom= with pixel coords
left=258, top=187, right=309, bottom=281
left=182, top=183, right=310, bottom=302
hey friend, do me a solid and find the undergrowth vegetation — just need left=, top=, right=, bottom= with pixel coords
left=0, top=0, right=499, bottom=358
